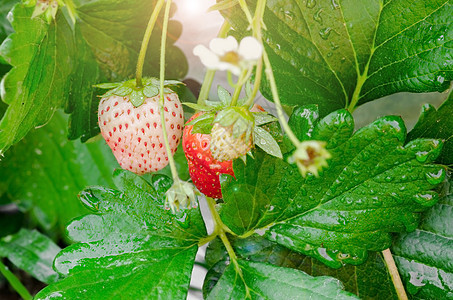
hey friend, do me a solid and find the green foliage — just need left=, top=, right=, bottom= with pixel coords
left=408, top=92, right=453, bottom=165
left=222, top=0, right=453, bottom=115
left=220, top=106, right=446, bottom=268
left=0, top=229, right=60, bottom=284
left=0, top=111, right=118, bottom=234
left=392, top=176, right=453, bottom=299
left=205, top=235, right=398, bottom=299
left=0, top=0, right=187, bottom=153
left=35, top=170, right=206, bottom=299
left=208, top=260, right=358, bottom=299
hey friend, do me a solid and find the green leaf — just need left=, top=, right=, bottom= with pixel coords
left=35, top=170, right=207, bottom=299
left=0, top=111, right=117, bottom=234
left=220, top=107, right=446, bottom=268
left=0, top=0, right=188, bottom=152
left=207, top=260, right=358, bottom=299
left=0, top=5, right=76, bottom=153
left=205, top=235, right=398, bottom=299
left=407, top=92, right=453, bottom=165
left=0, top=229, right=60, bottom=284
left=392, top=177, right=453, bottom=299
left=222, top=0, right=453, bottom=116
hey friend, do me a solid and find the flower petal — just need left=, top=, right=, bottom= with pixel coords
left=238, top=36, right=263, bottom=60
left=210, top=36, right=238, bottom=55
left=193, top=45, right=220, bottom=68
left=216, top=62, right=241, bottom=76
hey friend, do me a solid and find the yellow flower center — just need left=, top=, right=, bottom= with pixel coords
left=220, top=51, right=240, bottom=65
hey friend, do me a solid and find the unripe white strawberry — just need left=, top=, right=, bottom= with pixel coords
left=98, top=92, right=184, bottom=175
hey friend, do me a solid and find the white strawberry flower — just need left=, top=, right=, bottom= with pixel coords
left=193, top=36, right=263, bottom=76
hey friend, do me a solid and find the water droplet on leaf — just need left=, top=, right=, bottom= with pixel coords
left=425, top=168, right=445, bottom=185
left=319, top=27, right=332, bottom=40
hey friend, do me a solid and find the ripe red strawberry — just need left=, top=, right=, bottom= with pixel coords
left=183, top=112, right=234, bottom=198
left=98, top=93, right=184, bottom=175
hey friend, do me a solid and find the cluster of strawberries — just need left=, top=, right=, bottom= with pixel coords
left=98, top=88, right=240, bottom=199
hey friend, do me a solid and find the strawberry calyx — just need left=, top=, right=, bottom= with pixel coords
left=24, top=0, right=65, bottom=23
left=95, top=77, right=184, bottom=107
left=164, top=179, right=197, bottom=214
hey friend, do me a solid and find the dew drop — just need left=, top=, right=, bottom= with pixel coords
left=437, top=75, right=445, bottom=84
left=415, top=150, right=429, bottom=163
left=331, top=0, right=340, bottom=9
left=330, top=41, right=339, bottom=50
left=425, top=169, right=445, bottom=185
left=319, top=27, right=332, bottom=40
left=306, top=0, right=316, bottom=8
left=284, top=11, right=294, bottom=20
left=313, top=8, right=323, bottom=24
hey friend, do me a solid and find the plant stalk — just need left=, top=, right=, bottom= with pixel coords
left=382, top=248, right=408, bottom=300
left=0, top=260, right=32, bottom=300
left=135, top=0, right=165, bottom=88
left=158, top=0, right=179, bottom=181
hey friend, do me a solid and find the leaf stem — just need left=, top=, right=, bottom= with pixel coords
left=136, top=0, right=165, bottom=88
left=158, top=0, right=179, bottom=181
left=382, top=248, right=408, bottom=300
left=197, top=20, right=231, bottom=105
left=0, top=260, right=33, bottom=300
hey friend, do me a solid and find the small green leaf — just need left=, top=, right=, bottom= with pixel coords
left=220, top=107, right=446, bottom=268
left=35, top=170, right=207, bottom=299
left=407, top=92, right=453, bottom=165
left=254, top=126, right=283, bottom=159
left=392, top=176, right=453, bottom=299
left=208, top=260, right=358, bottom=299
left=0, top=229, right=60, bottom=284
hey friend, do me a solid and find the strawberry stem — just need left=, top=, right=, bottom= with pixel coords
left=241, top=0, right=301, bottom=147
left=135, top=0, right=165, bottom=88
left=197, top=20, right=231, bottom=105
left=205, top=197, right=249, bottom=296
left=158, top=0, right=179, bottom=181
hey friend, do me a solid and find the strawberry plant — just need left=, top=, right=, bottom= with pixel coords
left=0, top=0, right=452, bottom=299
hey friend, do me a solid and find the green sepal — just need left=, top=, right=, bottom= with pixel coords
left=183, top=103, right=214, bottom=111
left=218, top=86, right=232, bottom=106
left=93, top=82, right=121, bottom=89
left=187, top=112, right=216, bottom=135
left=95, top=77, right=183, bottom=107
left=253, top=112, right=278, bottom=126
left=129, top=90, right=145, bottom=107
left=254, top=126, right=283, bottom=159
left=214, top=106, right=255, bottom=140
